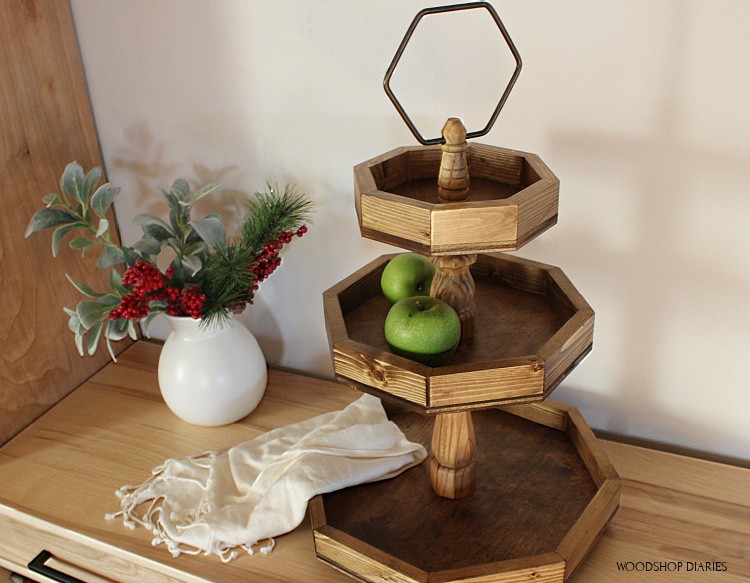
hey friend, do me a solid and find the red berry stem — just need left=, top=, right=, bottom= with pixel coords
left=109, top=260, right=206, bottom=321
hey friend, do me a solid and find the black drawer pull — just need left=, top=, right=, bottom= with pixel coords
left=28, top=550, right=85, bottom=583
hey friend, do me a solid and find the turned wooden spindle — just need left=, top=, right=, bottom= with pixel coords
left=437, top=117, right=470, bottom=203
left=429, top=411, right=476, bottom=499
left=429, top=254, right=476, bottom=341
left=427, top=121, right=478, bottom=499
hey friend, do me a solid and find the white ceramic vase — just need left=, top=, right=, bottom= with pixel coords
left=158, top=315, right=267, bottom=426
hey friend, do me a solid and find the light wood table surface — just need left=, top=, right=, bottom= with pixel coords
left=0, top=341, right=747, bottom=582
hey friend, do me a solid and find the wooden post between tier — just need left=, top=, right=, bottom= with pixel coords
left=430, top=411, right=476, bottom=499
left=430, top=254, right=476, bottom=341
left=428, top=117, right=478, bottom=500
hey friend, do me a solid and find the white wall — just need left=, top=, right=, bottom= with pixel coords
left=70, top=1, right=750, bottom=460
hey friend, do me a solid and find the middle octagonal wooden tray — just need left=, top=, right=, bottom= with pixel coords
left=323, top=252, right=594, bottom=414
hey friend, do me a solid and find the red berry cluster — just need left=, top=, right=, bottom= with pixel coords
left=108, top=293, right=151, bottom=321
left=121, top=260, right=165, bottom=294
left=168, top=286, right=205, bottom=319
left=252, top=226, right=308, bottom=284
left=109, top=260, right=206, bottom=321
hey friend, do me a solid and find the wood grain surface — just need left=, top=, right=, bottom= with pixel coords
left=0, top=341, right=748, bottom=582
left=437, top=118, right=470, bottom=202
left=325, top=253, right=593, bottom=413
left=355, top=144, right=558, bottom=255
left=319, top=405, right=601, bottom=576
left=0, top=0, right=133, bottom=446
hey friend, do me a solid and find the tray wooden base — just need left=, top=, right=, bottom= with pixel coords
left=310, top=402, right=620, bottom=583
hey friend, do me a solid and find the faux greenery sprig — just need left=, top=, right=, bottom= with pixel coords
left=26, top=162, right=312, bottom=360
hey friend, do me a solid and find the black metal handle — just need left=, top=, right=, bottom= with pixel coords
left=383, top=1, right=523, bottom=145
left=28, top=550, right=86, bottom=583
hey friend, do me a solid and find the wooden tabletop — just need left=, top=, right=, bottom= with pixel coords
left=0, top=341, right=747, bottom=582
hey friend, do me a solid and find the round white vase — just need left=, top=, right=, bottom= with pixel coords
left=157, top=315, right=267, bottom=426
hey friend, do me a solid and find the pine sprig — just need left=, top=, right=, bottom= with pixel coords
left=200, top=184, right=312, bottom=327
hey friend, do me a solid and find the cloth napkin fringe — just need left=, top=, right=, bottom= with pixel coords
left=105, top=394, right=426, bottom=561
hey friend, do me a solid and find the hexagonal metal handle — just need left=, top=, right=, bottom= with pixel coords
left=383, top=1, right=522, bottom=145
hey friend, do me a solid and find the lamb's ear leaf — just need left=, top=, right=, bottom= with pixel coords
left=51, top=223, right=83, bottom=256
left=26, top=208, right=77, bottom=237
left=43, top=193, right=60, bottom=207
left=142, top=305, right=165, bottom=337
left=82, top=166, right=103, bottom=203
left=110, top=269, right=129, bottom=295
left=64, top=307, right=80, bottom=333
left=170, top=179, right=191, bottom=203
left=104, top=320, right=118, bottom=363
left=190, top=215, right=226, bottom=247
left=61, top=162, right=86, bottom=204
left=65, top=273, right=104, bottom=298
left=76, top=300, right=111, bottom=329
left=74, top=327, right=85, bottom=357
left=190, top=183, right=220, bottom=204
left=91, top=184, right=120, bottom=219
left=131, top=235, right=162, bottom=257
left=181, top=254, right=202, bottom=275
left=97, top=245, right=125, bottom=268
left=96, top=219, right=109, bottom=238
left=86, top=320, right=104, bottom=356
left=107, top=318, right=130, bottom=341
left=134, top=213, right=175, bottom=239
left=69, top=237, right=96, bottom=250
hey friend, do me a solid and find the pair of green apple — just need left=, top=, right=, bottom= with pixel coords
left=381, top=253, right=461, bottom=367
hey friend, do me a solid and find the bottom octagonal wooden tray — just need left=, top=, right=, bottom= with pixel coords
left=310, top=400, right=620, bottom=583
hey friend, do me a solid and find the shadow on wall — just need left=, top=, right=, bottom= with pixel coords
left=533, top=6, right=750, bottom=457
left=111, top=122, right=250, bottom=235
left=559, top=382, right=750, bottom=463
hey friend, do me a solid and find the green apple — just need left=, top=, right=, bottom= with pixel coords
left=380, top=253, right=436, bottom=304
left=384, top=296, right=461, bottom=367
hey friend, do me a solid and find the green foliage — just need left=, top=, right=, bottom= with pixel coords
left=27, top=163, right=312, bottom=360
left=200, top=184, right=313, bottom=327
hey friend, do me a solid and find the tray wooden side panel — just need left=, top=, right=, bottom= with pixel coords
left=360, top=192, right=433, bottom=247
left=314, top=530, right=427, bottom=583
left=332, top=342, right=428, bottom=407
left=429, top=357, right=544, bottom=407
left=430, top=204, right=519, bottom=254
left=540, top=311, right=595, bottom=392
left=515, top=178, right=559, bottom=248
left=556, top=479, right=621, bottom=579
left=407, top=146, right=442, bottom=180
left=431, top=555, right=566, bottom=583
left=468, top=144, right=525, bottom=185
left=471, top=253, right=550, bottom=294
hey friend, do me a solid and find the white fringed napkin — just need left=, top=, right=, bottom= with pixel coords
left=106, top=394, right=426, bottom=562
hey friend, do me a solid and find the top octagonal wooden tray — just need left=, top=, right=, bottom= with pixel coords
left=354, top=144, right=559, bottom=256
left=324, top=252, right=594, bottom=415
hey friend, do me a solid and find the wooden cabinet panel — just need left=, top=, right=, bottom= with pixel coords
left=0, top=0, right=133, bottom=444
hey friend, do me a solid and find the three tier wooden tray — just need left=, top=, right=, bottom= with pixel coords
left=311, top=4, right=620, bottom=581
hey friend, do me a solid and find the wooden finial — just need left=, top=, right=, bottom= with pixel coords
left=437, top=117, right=470, bottom=203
